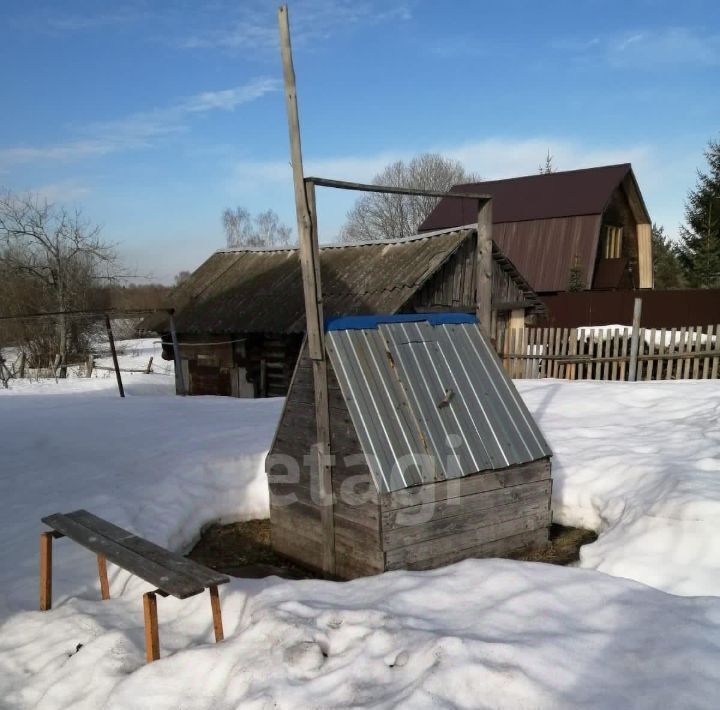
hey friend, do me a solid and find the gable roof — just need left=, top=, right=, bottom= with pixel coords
left=325, top=314, right=552, bottom=492
left=419, top=164, right=650, bottom=293
left=141, top=228, right=541, bottom=335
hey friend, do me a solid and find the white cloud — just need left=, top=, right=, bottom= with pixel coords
left=180, top=0, right=411, bottom=51
left=0, top=78, right=280, bottom=168
left=607, top=27, right=720, bottom=67
left=554, top=27, right=720, bottom=68
left=227, top=136, right=661, bottom=242
left=231, top=137, right=653, bottom=189
left=29, top=180, right=92, bottom=203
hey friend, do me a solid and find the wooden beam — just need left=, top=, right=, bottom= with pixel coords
left=476, top=200, right=493, bottom=336
left=143, top=592, right=160, bottom=662
left=306, top=176, right=491, bottom=201
left=278, top=6, right=335, bottom=577
left=168, top=312, right=186, bottom=396
left=628, top=297, right=643, bottom=382
left=104, top=315, right=124, bottom=398
left=39, top=532, right=53, bottom=611
left=637, top=223, right=653, bottom=288
left=97, top=554, right=110, bottom=600
left=209, top=585, right=224, bottom=642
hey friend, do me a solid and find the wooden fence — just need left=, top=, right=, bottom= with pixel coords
left=498, top=323, right=720, bottom=381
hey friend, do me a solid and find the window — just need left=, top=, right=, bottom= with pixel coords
left=604, top=226, right=623, bottom=259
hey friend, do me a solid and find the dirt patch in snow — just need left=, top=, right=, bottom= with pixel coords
left=189, top=520, right=596, bottom=579
left=510, top=523, right=598, bottom=566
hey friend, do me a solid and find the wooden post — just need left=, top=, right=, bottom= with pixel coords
left=39, top=532, right=53, bottom=611
left=18, top=351, right=26, bottom=378
left=97, top=554, right=110, bottom=600
left=278, top=5, right=335, bottom=577
left=145, top=356, right=153, bottom=374
left=143, top=592, right=160, bottom=662
left=260, top=358, right=267, bottom=397
left=476, top=200, right=493, bottom=337
left=104, top=315, right=125, bottom=398
left=628, top=297, right=642, bottom=382
left=209, top=585, right=224, bottom=642
left=168, top=312, right=186, bottom=396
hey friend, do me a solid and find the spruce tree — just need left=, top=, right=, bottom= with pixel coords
left=568, top=254, right=584, bottom=291
left=651, top=224, right=685, bottom=289
left=677, top=139, right=720, bottom=288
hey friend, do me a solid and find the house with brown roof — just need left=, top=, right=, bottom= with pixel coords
left=419, top=164, right=653, bottom=294
left=141, top=227, right=543, bottom=397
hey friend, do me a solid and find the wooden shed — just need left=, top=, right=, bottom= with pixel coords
left=139, top=229, right=545, bottom=398
left=267, top=313, right=553, bottom=579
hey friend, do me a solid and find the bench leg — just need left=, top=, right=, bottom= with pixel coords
left=40, top=532, right=53, bottom=611
left=97, top=554, right=110, bottom=600
left=209, top=585, right=224, bottom=642
left=143, top=592, right=160, bottom=662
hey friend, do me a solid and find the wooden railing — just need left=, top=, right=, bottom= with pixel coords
left=498, top=324, right=720, bottom=381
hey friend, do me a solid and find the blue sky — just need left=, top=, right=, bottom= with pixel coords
left=1, top=0, right=718, bottom=283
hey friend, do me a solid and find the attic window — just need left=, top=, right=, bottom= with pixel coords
left=604, top=226, right=623, bottom=259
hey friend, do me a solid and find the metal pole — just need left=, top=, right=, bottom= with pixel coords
left=628, top=297, right=642, bottom=382
left=104, top=314, right=124, bottom=398
left=168, top=312, right=185, bottom=396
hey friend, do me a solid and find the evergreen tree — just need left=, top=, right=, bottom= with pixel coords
left=538, top=150, right=555, bottom=175
left=677, top=139, right=720, bottom=287
left=651, top=224, right=685, bottom=289
left=568, top=254, right=584, bottom=291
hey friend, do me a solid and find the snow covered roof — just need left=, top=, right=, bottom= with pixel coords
left=325, top=314, right=552, bottom=492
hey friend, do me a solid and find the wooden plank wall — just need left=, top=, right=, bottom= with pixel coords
left=499, top=324, right=720, bottom=380
left=379, top=459, right=552, bottom=572
left=411, top=235, right=528, bottom=311
left=267, top=345, right=384, bottom=579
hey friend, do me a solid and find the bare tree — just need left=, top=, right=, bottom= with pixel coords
left=222, top=207, right=292, bottom=248
left=340, top=153, right=480, bottom=242
left=0, top=190, right=120, bottom=374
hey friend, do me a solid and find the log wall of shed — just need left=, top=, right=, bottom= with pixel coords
left=410, top=235, right=528, bottom=314
left=174, top=333, right=301, bottom=397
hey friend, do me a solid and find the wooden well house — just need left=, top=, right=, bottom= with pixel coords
left=267, top=313, right=553, bottom=579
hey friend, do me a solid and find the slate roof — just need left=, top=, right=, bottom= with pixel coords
left=140, top=229, right=540, bottom=334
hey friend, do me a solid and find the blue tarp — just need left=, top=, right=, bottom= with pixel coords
left=325, top=313, right=477, bottom=332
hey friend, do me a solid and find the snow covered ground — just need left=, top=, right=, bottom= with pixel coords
left=1, top=359, right=719, bottom=708
left=517, top=379, right=720, bottom=596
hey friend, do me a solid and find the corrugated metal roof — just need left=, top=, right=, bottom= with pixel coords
left=326, top=316, right=551, bottom=493
left=420, top=164, right=638, bottom=227
left=140, top=228, right=542, bottom=334
left=418, top=164, right=651, bottom=293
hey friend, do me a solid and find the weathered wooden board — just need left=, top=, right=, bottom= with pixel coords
left=380, top=458, right=550, bottom=511
left=381, top=479, right=551, bottom=533
left=386, top=527, right=549, bottom=572
left=385, top=509, right=552, bottom=568
left=42, top=510, right=228, bottom=598
left=382, top=491, right=551, bottom=550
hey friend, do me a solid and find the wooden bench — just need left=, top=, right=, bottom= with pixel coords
left=40, top=509, right=230, bottom=662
